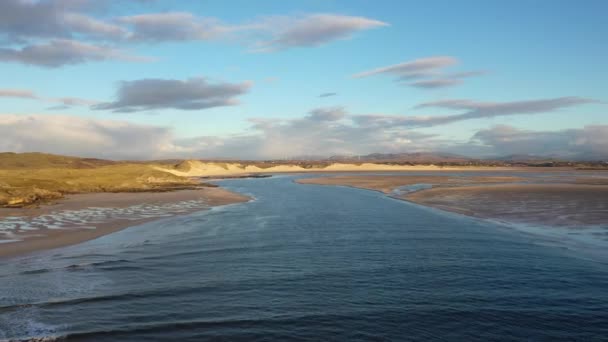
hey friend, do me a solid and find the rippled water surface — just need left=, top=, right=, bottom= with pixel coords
left=1, top=175, right=607, bottom=341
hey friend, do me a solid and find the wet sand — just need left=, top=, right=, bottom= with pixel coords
left=298, top=174, right=608, bottom=228
left=407, top=184, right=608, bottom=227
left=0, top=188, right=249, bottom=259
left=297, top=175, right=525, bottom=193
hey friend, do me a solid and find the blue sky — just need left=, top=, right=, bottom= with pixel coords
left=0, top=0, right=606, bottom=159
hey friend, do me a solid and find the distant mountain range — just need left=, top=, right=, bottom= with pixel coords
left=327, top=152, right=473, bottom=163
left=323, top=152, right=607, bottom=163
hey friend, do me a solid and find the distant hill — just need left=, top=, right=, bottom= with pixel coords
left=490, top=154, right=562, bottom=162
left=0, top=152, right=115, bottom=169
left=328, top=152, right=473, bottom=163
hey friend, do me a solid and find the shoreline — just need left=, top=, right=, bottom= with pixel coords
left=0, top=187, right=250, bottom=259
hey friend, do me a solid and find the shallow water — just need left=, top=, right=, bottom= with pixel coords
left=1, top=175, right=607, bottom=341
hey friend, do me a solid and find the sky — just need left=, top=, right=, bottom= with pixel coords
left=1, top=0, right=607, bottom=160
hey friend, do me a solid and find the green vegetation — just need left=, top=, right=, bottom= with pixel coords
left=0, top=152, right=115, bottom=169
left=0, top=153, right=199, bottom=208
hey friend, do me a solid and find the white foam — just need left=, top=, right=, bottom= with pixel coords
left=0, top=200, right=211, bottom=238
left=0, top=239, right=22, bottom=244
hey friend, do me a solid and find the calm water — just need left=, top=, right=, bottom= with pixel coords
left=1, top=175, right=607, bottom=341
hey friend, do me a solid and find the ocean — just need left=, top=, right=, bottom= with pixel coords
left=1, top=175, right=607, bottom=341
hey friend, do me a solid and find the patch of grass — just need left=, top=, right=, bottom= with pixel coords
left=0, top=154, right=201, bottom=207
left=0, top=152, right=115, bottom=169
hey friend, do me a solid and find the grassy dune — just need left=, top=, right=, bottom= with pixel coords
left=0, top=152, right=115, bottom=169
left=0, top=153, right=200, bottom=208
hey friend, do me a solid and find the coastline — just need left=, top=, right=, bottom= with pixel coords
left=0, top=187, right=250, bottom=259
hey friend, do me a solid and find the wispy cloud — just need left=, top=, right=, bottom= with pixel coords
left=0, top=39, right=151, bottom=67
left=319, top=92, right=337, bottom=98
left=410, top=78, right=462, bottom=89
left=353, top=56, right=484, bottom=89
left=93, top=77, right=253, bottom=113
left=251, top=14, right=388, bottom=51
left=119, top=12, right=388, bottom=51
left=357, top=96, right=597, bottom=128
left=0, top=87, right=98, bottom=108
left=353, top=56, right=457, bottom=79
left=119, top=12, right=227, bottom=42
left=307, top=107, right=346, bottom=121
left=0, top=89, right=37, bottom=99
left=414, top=97, right=596, bottom=115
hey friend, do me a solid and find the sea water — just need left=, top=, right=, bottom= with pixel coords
left=1, top=175, right=607, bottom=341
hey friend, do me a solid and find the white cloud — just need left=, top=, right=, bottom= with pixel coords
left=119, top=12, right=387, bottom=51
left=471, top=125, right=608, bottom=159
left=93, top=77, right=253, bottom=112
left=0, top=114, right=176, bottom=159
left=0, top=2, right=387, bottom=69
left=0, top=89, right=37, bottom=99
left=0, top=87, right=99, bottom=112
left=0, top=39, right=151, bottom=67
left=353, top=56, right=457, bottom=79
left=0, top=0, right=127, bottom=42
left=0, top=87, right=98, bottom=109
left=415, top=97, right=596, bottom=115
left=119, top=12, right=226, bottom=42
left=3, top=108, right=607, bottom=160
left=410, top=78, right=462, bottom=88
left=353, top=56, right=484, bottom=89
left=357, top=97, right=597, bottom=128
left=252, top=14, right=388, bottom=51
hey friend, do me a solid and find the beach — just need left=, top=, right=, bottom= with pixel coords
left=0, top=187, right=249, bottom=259
left=297, top=172, right=608, bottom=228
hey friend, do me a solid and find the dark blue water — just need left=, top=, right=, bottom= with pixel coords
left=1, top=175, right=607, bottom=341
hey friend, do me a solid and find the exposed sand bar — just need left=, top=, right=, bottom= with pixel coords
left=297, top=174, right=608, bottom=228
left=0, top=188, right=249, bottom=259
left=407, top=184, right=608, bottom=227
left=296, top=175, right=526, bottom=193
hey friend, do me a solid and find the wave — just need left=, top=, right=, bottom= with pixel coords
left=0, top=283, right=214, bottom=313
left=9, top=308, right=608, bottom=341
left=17, top=259, right=133, bottom=276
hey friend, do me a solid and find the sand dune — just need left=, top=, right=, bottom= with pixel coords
left=159, top=160, right=514, bottom=177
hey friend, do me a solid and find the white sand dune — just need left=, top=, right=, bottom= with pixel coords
left=157, top=160, right=509, bottom=177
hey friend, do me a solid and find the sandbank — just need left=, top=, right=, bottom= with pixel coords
left=298, top=174, right=608, bottom=228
